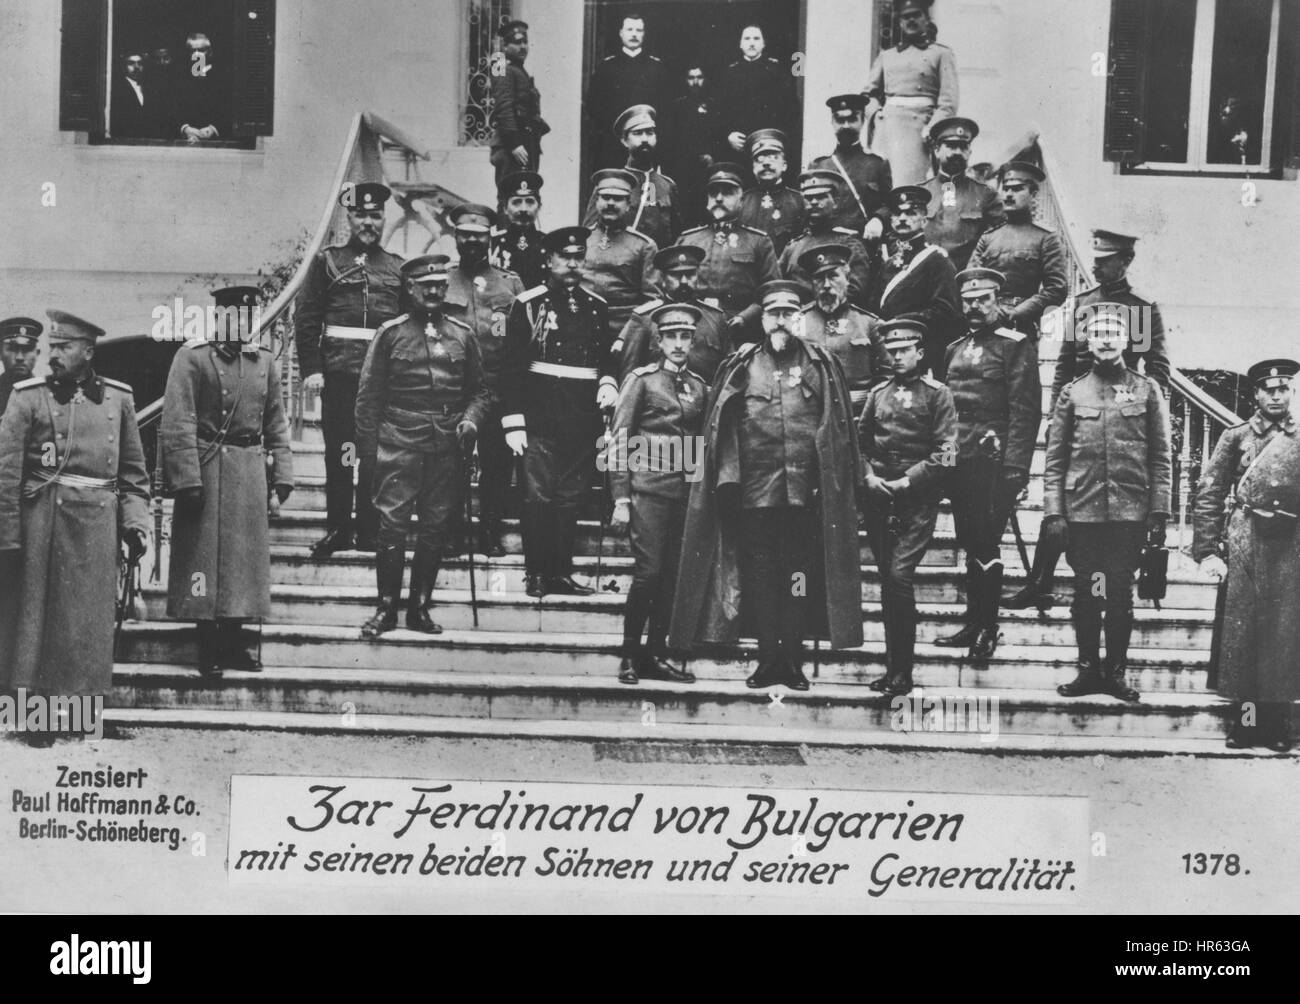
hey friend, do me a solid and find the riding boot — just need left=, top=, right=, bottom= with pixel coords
left=1100, top=606, right=1140, bottom=702
left=219, top=619, right=261, bottom=671
left=936, top=565, right=982, bottom=648
left=1004, top=537, right=1063, bottom=610
left=195, top=621, right=222, bottom=676
left=361, top=547, right=405, bottom=639
left=1058, top=605, right=1104, bottom=696
left=970, top=564, right=1003, bottom=660
left=405, top=545, right=443, bottom=634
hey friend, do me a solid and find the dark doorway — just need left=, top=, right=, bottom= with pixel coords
left=581, top=0, right=805, bottom=212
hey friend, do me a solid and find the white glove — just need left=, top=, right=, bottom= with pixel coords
left=505, top=429, right=528, bottom=456
left=303, top=373, right=325, bottom=392
left=611, top=500, right=631, bottom=528
left=863, top=217, right=885, bottom=241
left=596, top=384, right=618, bottom=411
left=1198, top=555, right=1227, bottom=581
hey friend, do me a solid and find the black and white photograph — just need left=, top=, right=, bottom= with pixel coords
left=0, top=0, right=1297, bottom=942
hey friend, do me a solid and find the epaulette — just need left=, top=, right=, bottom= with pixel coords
left=680, top=224, right=708, bottom=236
left=848, top=304, right=881, bottom=319
left=101, top=377, right=133, bottom=393
left=984, top=220, right=1007, bottom=233
left=832, top=227, right=857, bottom=236
left=375, top=313, right=410, bottom=335
left=185, top=338, right=210, bottom=350
left=495, top=265, right=521, bottom=280
left=1075, top=283, right=1101, bottom=297
left=633, top=298, right=665, bottom=316
left=583, top=287, right=609, bottom=304
left=517, top=285, right=548, bottom=303
left=602, top=54, right=618, bottom=63
left=632, top=363, right=659, bottom=377
left=445, top=315, right=471, bottom=331
left=992, top=326, right=1027, bottom=341
left=658, top=170, right=677, bottom=186
left=13, top=377, right=44, bottom=391
left=625, top=227, right=655, bottom=245
left=490, top=226, right=506, bottom=238
left=684, top=367, right=707, bottom=384
left=738, top=224, right=768, bottom=237
left=696, top=299, right=724, bottom=315
left=764, top=57, right=780, bottom=65
left=920, top=374, right=945, bottom=390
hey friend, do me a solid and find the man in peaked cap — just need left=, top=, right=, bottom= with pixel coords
left=780, top=169, right=875, bottom=305
left=295, top=181, right=405, bottom=559
left=584, top=168, right=659, bottom=343
left=445, top=203, right=526, bottom=557
left=614, top=244, right=731, bottom=385
left=1045, top=304, right=1171, bottom=705
left=809, top=93, right=893, bottom=238
left=609, top=303, right=707, bottom=686
left=162, top=287, right=293, bottom=675
left=499, top=226, right=617, bottom=597
left=677, top=163, right=780, bottom=337
left=585, top=12, right=672, bottom=170
left=0, top=317, right=42, bottom=415
left=921, top=116, right=1004, bottom=271
left=0, top=311, right=150, bottom=744
left=1194, top=358, right=1300, bottom=750
left=871, top=183, right=962, bottom=376
left=739, top=128, right=805, bottom=255
left=798, top=243, right=887, bottom=413
left=583, top=105, right=680, bottom=249
left=354, top=255, right=492, bottom=638
left=490, top=19, right=550, bottom=186
left=669, top=279, right=864, bottom=691
left=858, top=316, right=959, bottom=695
left=937, top=267, right=1042, bottom=661
left=491, top=171, right=547, bottom=290
left=968, top=161, right=1067, bottom=336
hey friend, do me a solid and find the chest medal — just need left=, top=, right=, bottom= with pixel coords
left=761, top=193, right=774, bottom=210
left=942, top=183, right=957, bottom=209
left=965, top=343, right=984, bottom=364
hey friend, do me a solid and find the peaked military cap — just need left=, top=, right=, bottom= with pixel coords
left=339, top=181, right=391, bottom=211
left=614, top=104, right=657, bottom=137
left=826, top=93, right=870, bottom=113
left=705, top=163, right=746, bottom=189
left=955, top=267, right=1006, bottom=298
left=450, top=203, right=498, bottom=233
left=887, top=185, right=932, bottom=212
left=998, top=160, right=1046, bottom=185
left=543, top=227, right=591, bottom=256
left=1081, top=300, right=1132, bottom=337
left=654, top=244, right=706, bottom=273
left=798, top=243, right=852, bottom=277
left=591, top=168, right=638, bottom=197
left=46, top=310, right=105, bottom=344
left=212, top=286, right=260, bottom=308
left=402, top=254, right=452, bottom=283
left=0, top=317, right=43, bottom=345
left=498, top=171, right=543, bottom=200
left=929, top=116, right=979, bottom=144
left=498, top=19, right=528, bottom=42
left=759, top=280, right=809, bottom=310
left=746, top=128, right=788, bottom=156
left=879, top=316, right=927, bottom=346
left=1091, top=228, right=1139, bottom=257
left=651, top=303, right=702, bottom=331
left=799, top=169, right=841, bottom=195
left=1248, top=359, right=1299, bottom=389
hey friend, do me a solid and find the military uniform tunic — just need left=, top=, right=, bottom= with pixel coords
left=1052, top=278, right=1171, bottom=403
left=872, top=237, right=962, bottom=375
left=780, top=227, right=875, bottom=305
left=162, top=340, right=294, bottom=621
left=614, top=297, right=731, bottom=386
left=490, top=224, right=547, bottom=291
left=739, top=185, right=806, bottom=256
left=969, top=216, right=1068, bottom=335
left=0, top=374, right=150, bottom=695
left=584, top=168, right=681, bottom=251
left=921, top=171, right=1004, bottom=271
left=0, top=372, right=19, bottom=416
left=677, top=222, right=780, bottom=327
left=490, top=58, right=549, bottom=184
left=586, top=51, right=671, bottom=168
left=864, top=40, right=959, bottom=185
left=808, top=144, right=893, bottom=233
left=583, top=225, right=658, bottom=339
left=800, top=301, right=887, bottom=410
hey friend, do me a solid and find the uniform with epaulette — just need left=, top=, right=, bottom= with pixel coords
left=716, top=53, right=797, bottom=157
left=0, top=311, right=150, bottom=727
left=445, top=203, right=527, bottom=555
left=161, top=287, right=294, bottom=674
left=921, top=118, right=1004, bottom=271
left=585, top=47, right=670, bottom=170
left=809, top=94, right=893, bottom=234
left=1044, top=303, right=1171, bottom=703
left=355, top=256, right=493, bottom=637
left=0, top=316, right=42, bottom=415
left=611, top=304, right=707, bottom=685
left=858, top=319, right=959, bottom=695
left=490, top=172, right=547, bottom=290
left=583, top=169, right=660, bottom=340
left=780, top=170, right=875, bottom=307
left=585, top=164, right=680, bottom=253
left=293, top=183, right=405, bottom=555
left=797, top=243, right=887, bottom=412
left=489, top=21, right=550, bottom=186
left=499, top=228, right=616, bottom=596
left=937, top=268, right=1042, bottom=660
left=738, top=127, right=805, bottom=255
left=1192, top=359, right=1300, bottom=750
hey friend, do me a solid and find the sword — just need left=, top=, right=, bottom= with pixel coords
left=463, top=441, right=479, bottom=629
left=594, top=410, right=616, bottom=593
left=1008, top=508, right=1031, bottom=574
left=113, top=550, right=142, bottom=664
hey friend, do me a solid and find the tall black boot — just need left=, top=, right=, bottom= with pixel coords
left=548, top=504, right=593, bottom=595
left=361, top=546, right=405, bottom=639
left=876, top=601, right=917, bottom=696
left=619, top=585, right=652, bottom=684
left=523, top=501, right=548, bottom=597
left=195, top=621, right=222, bottom=676
left=936, top=565, right=982, bottom=648
left=970, top=564, right=1003, bottom=660
left=1262, top=702, right=1293, bottom=753
left=1058, top=605, right=1104, bottom=696
left=1004, top=537, right=1063, bottom=611
left=645, top=597, right=695, bottom=683
left=1100, top=606, right=1140, bottom=702
left=219, top=619, right=261, bottom=672
left=406, top=545, right=443, bottom=634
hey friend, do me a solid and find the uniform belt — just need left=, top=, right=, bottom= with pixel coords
left=529, top=361, right=599, bottom=380
left=884, top=95, right=936, bottom=109
left=201, top=433, right=263, bottom=448
left=1235, top=500, right=1298, bottom=521
left=388, top=403, right=459, bottom=418
left=23, top=469, right=117, bottom=498
left=324, top=325, right=378, bottom=341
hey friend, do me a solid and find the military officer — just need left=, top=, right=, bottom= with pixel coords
left=871, top=185, right=962, bottom=377
left=162, top=287, right=294, bottom=675
left=491, top=171, right=547, bottom=290
left=716, top=25, right=799, bottom=157
left=780, top=170, right=874, bottom=306
left=1045, top=304, right=1171, bottom=703
left=354, top=255, right=492, bottom=638
left=295, top=181, right=404, bottom=558
left=610, top=304, right=707, bottom=686
left=677, top=163, right=780, bottom=336
left=936, top=268, right=1041, bottom=660
left=585, top=14, right=671, bottom=170
left=490, top=20, right=550, bottom=186
left=0, top=318, right=42, bottom=414
left=1193, top=358, right=1299, bottom=751
left=445, top=203, right=526, bottom=557
left=968, top=161, right=1068, bottom=336
left=864, top=0, right=959, bottom=186
left=739, top=128, right=805, bottom=255
left=583, top=105, right=680, bottom=250
left=0, top=312, right=150, bottom=745
left=583, top=168, right=659, bottom=342
left=921, top=116, right=1003, bottom=271
left=808, top=93, right=893, bottom=238
left=613, top=244, right=731, bottom=385
left=859, top=318, right=959, bottom=695
left=798, top=243, right=887, bottom=413
left=500, top=227, right=616, bottom=598
left=1012, top=226, right=1171, bottom=611
left=668, top=280, right=864, bottom=689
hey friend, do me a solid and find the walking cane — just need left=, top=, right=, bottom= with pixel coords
left=464, top=441, right=479, bottom=628
left=594, top=410, right=615, bottom=593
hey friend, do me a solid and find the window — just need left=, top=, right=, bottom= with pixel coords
left=460, top=0, right=514, bottom=146
left=1105, top=0, right=1299, bottom=175
left=59, top=0, right=275, bottom=148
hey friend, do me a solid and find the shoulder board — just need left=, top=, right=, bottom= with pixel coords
left=324, top=241, right=351, bottom=253
left=1031, top=222, right=1053, bottom=234
left=490, top=226, right=506, bottom=238
left=517, top=285, right=549, bottom=303
left=684, top=368, right=707, bottom=384
left=847, top=305, right=881, bottom=319
left=602, top=54, right=617, bottom=63
left=932, top=42, right=952, bottom=50
left=185, top=338, right=210, bottom=350
left=632, top=363, right=659, bottom=377
left=832, top=227, right=856, bottom=236
left=583, top=287, right=609, bottom=304
left=625, top=227, right=655, bottom=244
left=920, top=374, right=945, bottom=390
left=992, top=327, right=1026, bottom=341
left=13, top=377, right=44, bottom=391
left=984, top=220, right=1007, bottom=233
left=1076, top=283, right=1101, bottom=297
left=764, top=57, right=780, bottom=65
left=695, top=299, right=724, bottom=315
left=376, top=313, right=410, bottom=335
left=727, top=60, right=743, bottom=69
left=680, top=224, right=708, bottom=235
left=101, top=377, right=133, bottom=392
left=633, top=298, right=665, bottom=316
left=738, top=224, right=768, bottom=237
left=658, top=171, right=677, bottom=186
left=445, top=315, right=471, bottom=331
left=648, top=54, right=662, bottom=62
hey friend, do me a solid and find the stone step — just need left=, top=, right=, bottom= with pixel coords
left=108, top=658, right=1229, bottom=740
left=116, top=622, right=1209, bottom=693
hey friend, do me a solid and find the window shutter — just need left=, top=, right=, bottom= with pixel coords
left=59, top=0, right=106, bottom=132
left=231, top=0, right=276, bottom=137
left=1276, top=0, right=1300, bottom=176
left=876, top=0, right=897, bottom=57
left=1104, top=0, right=1149, bottom=163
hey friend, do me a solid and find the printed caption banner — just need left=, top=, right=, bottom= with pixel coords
left=228, top=776, right=1088, bottom=903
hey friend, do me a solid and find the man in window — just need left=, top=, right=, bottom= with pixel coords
left=175, top=32, right=230, bottom=145
left=665, top=64, right=718, bottom=230
left=110, top=52, right=157, bottom=139
left=586, top=14, right=671, bottom=170
left=490, top=20, right=549, bottom=187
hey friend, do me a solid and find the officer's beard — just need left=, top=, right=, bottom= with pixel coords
left=668, top=280, right=696, bottom=302
left=627, top=143, right=656, bottom=168
left=836, top=127, right=861, bottom=148
left=766, top=327, right=794, bottom=354
left=816, top=289, right=845, bottom=314
left=939, top=153, right=968, bottom=177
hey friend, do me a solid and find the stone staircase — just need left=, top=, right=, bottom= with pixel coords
left=111, top=343, right=1237, bottom=751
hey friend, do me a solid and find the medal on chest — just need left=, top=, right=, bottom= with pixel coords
left=1114, top=387, right=1137, bottom=404
left=761, top=193, right=774, bottom=210
left=425, top=322, right=446, bottom=355
left=773, top=366, right=803, bottom=389
left=473, top=275, right=487, bottom=292
left=517, top=235, right=529, bottom=252
left=714, top=229, right=728, bottom=247
left=942, top=182, right=957, bottom=209
left=545, top=310, right=560, bottom=332
left=599, top=231, right=612, bottom=251
left=354, top=254, right=366, bottom=269
left=827, top=319, right=844, bottom=337
left=729, top=232, right=739, bottom=249
left=964, top=342, right=983, bottom=364
left=71, top=387, right=87, bottom=405
left=894, top=386, right=914, bottom=408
